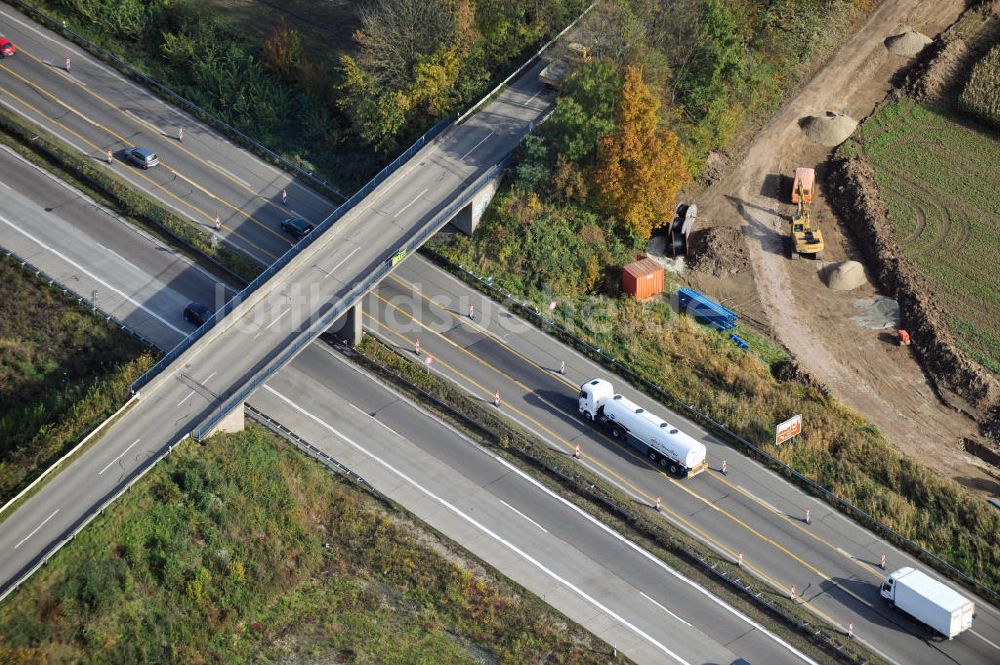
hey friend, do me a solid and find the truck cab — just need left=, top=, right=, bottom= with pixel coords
left=880, top=573, right=897, bottom=601
left=579, top=378, right=614, bottom=420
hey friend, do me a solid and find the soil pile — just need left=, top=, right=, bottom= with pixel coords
left=686, top=228, right=750, bottom=277
left=885, top=30, right=932, bottom=57
left=800, top=112, right=858, bottom=146
left=823, top=260, right=868, bottom=290
left=772, top=359, right=829, bottom=396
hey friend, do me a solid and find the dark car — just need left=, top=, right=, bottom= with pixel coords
left=280, top=216, right=314, bottom=239
left=125, top=146, right=160, bottom=169
left=0, top=38, right=15, bottom=58
left=183, top=302, right=212, bottom=326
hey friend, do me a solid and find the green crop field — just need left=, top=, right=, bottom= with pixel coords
left=856, top=98, right=1000, bottom=374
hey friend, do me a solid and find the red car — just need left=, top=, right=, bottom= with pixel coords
left=0, top=38, right=15, bottom=58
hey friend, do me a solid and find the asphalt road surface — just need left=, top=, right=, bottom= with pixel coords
left=0, top=148, right=819, bottom=665
left=1, top=5, right=998, bottom=664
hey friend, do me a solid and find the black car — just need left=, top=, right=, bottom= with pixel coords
left=124, top=146, right=160, bottom=169
left=183, top=302, right=212, bottom=326
left=280, top=216, right=314, bottom=239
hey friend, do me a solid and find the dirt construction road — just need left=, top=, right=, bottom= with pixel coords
left=693, top=0, right=999, bottom=494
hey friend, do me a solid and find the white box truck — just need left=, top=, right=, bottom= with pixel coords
left=578, top=379, right=707, bottom=477
left=880, top=567, right=975, bottom=639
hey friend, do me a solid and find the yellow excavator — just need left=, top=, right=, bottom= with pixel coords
left=788, top=167, right=824, bottom=260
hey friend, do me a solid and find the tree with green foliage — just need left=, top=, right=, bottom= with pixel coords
left=595, top=66, right=689, bottom=241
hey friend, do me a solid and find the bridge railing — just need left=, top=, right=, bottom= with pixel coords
left=192, top=156, right=512, bottom=440
left=130, top=118, right=452, bottom=393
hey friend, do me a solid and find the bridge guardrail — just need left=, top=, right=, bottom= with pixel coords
left=192, top=156, right=512, bottom=440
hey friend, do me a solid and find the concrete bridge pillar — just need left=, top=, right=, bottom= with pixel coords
left=450, top=172, right=502, bottom=236
left=329, top=301, right=363, bottom=346
left=203, top=402, right=245, bottom=437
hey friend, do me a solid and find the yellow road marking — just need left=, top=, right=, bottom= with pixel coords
left=0, top=78, right=278, bottom=261
left=0, top=58, right=289, bottom=246
left=369, top=282, right=884, bottom=627
left=388, top=273, right=891, bottom=582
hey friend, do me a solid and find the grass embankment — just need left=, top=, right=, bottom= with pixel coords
left=0, top=106, right=260, bottom=283
left=0, top=255, right=155, bottom=505
left=0, top=424, right=621, bottom=665
left=849, top=99, right=1000, bottom=374
left=350, top=335, right=879, bottom=665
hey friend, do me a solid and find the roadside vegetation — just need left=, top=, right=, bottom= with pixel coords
left=0, top=254, right=155, bottom=506
left=32, top=0, right=587, bottom=188
left=0, top=424, right=618, bottom=665
left=429, top=0, right=1000, bottom=591
left=847, top=97, right=1000, bottom=374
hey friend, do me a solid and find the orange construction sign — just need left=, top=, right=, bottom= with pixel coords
left=776, top=414, right=802, bottom=445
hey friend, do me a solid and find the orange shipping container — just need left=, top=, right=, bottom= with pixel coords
left=622, top=258, right=664, bottom=299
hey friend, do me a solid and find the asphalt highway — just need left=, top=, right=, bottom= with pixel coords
left=0, top=147, right=818, bottom=665
left=1, top=4, right=998, bottom=664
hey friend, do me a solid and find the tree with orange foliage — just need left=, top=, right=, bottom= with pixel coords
left=595, top=66, right=689, bottom=241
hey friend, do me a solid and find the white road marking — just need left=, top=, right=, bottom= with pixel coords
left=460, top=130, right=495, bottom=161
left=206, top=159, right=252, bottom=189
left=0, top=214, right=188, bottom=334
left=640, top=591, right=692, bottom=626
left=176, top=371, right=217, bottom=406
left=329, top=246, right=360, bottom=274
left=498, top=499, right=549, bottom=533
left=266, top=306, right=291, bottom=330
left=0, top=100, right=89, bottom=154
left=0, top=180, right=9, bottom=190
left=14, top=510, right=59, bottom=549
left=264, top=384, right=692, bottom=664
left=97, top=438, right=140, bottom=475
left=393, top=187, right=429, bottom=219
left=971, top=629, right=1000, bottom=651
left=524, top=89, right=542, bottom=106
left=492, top=456, right=821, bottom=665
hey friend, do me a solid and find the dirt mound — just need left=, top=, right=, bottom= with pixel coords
left=885, top=30, right=932, bottom=56
left=800, top=112, right=858, bottom=146
left=772, top=359, right=829, bottom=396
left=686, top=228, right=750, bottom=277
left=828, top=155, right=1000, bottom=420
left=823, top=260, right=868, bottom=290
left=698, top=151, right=729, bottom=185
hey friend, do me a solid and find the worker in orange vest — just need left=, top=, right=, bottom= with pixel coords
left=897, top=329, right=911, bottom=346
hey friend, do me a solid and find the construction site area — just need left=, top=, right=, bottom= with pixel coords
left=674, top=0, right=1000, bottom=496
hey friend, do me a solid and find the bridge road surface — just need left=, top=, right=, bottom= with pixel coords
left=361, top=260, right=1000, bottom=665
left=0, top=149, right=820, bottom=665
left=2, top=3, right=997, bottom=662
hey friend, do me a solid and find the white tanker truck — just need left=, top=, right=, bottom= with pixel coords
left=578, top=379, right=707, bottom=477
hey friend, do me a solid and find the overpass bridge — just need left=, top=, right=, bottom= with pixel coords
left=0, top=62, right=552, bottom=597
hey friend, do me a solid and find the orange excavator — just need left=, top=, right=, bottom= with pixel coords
left=788, top=167, right=824, bottom=260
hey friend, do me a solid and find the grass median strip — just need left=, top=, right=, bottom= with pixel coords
left=347, top=333, right=887, bottom=665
